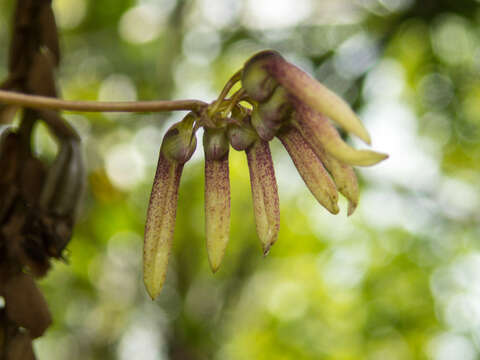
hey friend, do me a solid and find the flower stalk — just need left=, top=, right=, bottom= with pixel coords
left=0, top=89, right=207, bottom=114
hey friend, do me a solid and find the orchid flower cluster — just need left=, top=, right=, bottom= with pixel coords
left=143, top=50, right=388, bottom=299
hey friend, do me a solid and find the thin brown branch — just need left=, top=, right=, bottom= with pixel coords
left=0, top=90, right=208, bottom=114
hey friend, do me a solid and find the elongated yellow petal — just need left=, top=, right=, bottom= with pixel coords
left=143, top=153, right=183, bottom=300
left=246, top=140, right=280, bottom=255
left=204, top=155, right=231, bottom=272
left=310, top=143, right=359, bottom=215
left=267, top=57, right=371, bottom=144
left=278, top=128, right=339, bottom=214
left=294, top=104, right=388, bottom=166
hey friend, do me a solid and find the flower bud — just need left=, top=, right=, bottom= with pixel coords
left=258, top=86, right=293, bottom=125
left=241, top=50, right=281, bottom=102
left=278, top=127, right=339, bottom=214
left=161, top=113, right=197, bottom=163
left=246, top=140, right=280, bottom=254
left=251, top=86, right=293, bottom=141
left=203, top=127, right=229, bottom=161
left=227, top=116, right=258, bottom=151
left=251, top=108, right=281, bottom=142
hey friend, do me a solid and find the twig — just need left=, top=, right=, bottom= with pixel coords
left=0, top=90, right=208, bottom=114
left=207, top=69, right=242, bottom=116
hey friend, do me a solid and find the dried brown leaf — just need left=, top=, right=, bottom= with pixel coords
left=4, top=273, right=52, bottom=338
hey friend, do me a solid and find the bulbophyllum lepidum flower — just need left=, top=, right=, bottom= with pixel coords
left=241, top=50, right=388, bottom=213
left=203, top=126, right=231, bottom=272
left=144, top=113, right=197, bottom=300
left=227, top=109, right=280, bottom=255
left=143, top=49, right=387, bottom=299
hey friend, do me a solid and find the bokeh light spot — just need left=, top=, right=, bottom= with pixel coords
left=105, top=143, right=145, bottom=190
left=182, top=26, right=221, bottom=65
left=99, top=74, right=137, bottom=102
left=431, top=15, right=475, bottom=65
left=334, top=33, right=378, bottom=78
left=267, top=281, right=308, bottom=321
left=53, top=0, right=87, bottom=29
left=243, top=0, right=312, bottom=29
left=119, top=5, right=166, bottom=44
left=428, top=333, right=476, bottom=360
left=200, top=0, right=240, bottom=29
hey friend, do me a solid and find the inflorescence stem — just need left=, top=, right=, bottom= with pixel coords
left=207, top=69, right=242, bottom=116
left=0, top=90, right=208, bottom=114
left=222, top=88, right=247, bottom=116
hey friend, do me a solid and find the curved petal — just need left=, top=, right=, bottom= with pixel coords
left=294, top=104, right=388, bottom=166
left=278, top=127, right=339, bottom=214
left=310, top=143, right=359, bottom=215
left=246, top=140, right=280, bottom=255
left=143, top=153, right=183, bottom=300
left=205, top=154, right=231, bottom=273
left=267, top=57, right=371, bottom=144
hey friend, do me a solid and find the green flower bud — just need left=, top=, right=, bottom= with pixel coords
left=251, top=108, right=281, bottom=141
left=257, top=86, right=293, bottom=125
left=227, top=116, right=258, bottom=151
left=161, top=113, right=197, bottom=163
left=203, top=127, right=229, bottom=161
left=241, top=50, right=281, bottom=102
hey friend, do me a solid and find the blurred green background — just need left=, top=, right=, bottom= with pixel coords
left=2, top=0, right=480, bottom=359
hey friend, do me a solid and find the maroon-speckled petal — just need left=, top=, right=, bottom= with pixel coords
left=246, top=140, right=280, bottom=254
left=204, top=154, right=231, bottom=272
left=278, top=127, right=339, bottom=214
left=143, top=153, right=183, bottom=299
